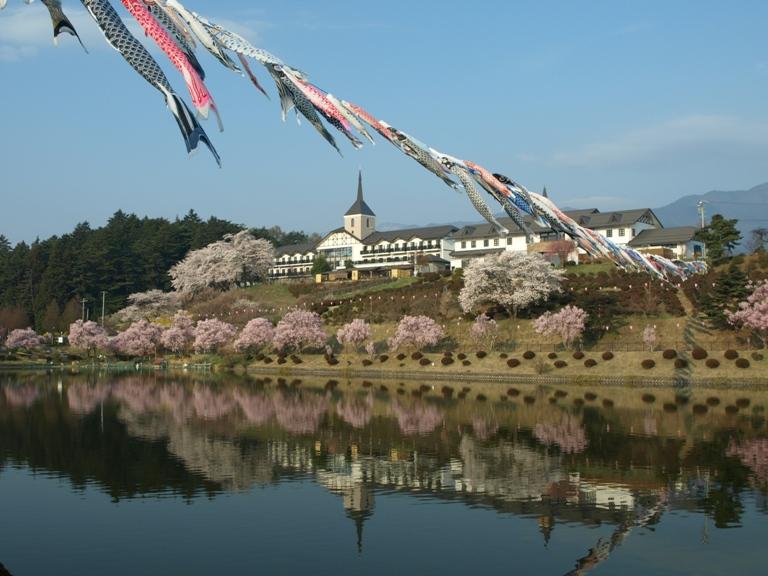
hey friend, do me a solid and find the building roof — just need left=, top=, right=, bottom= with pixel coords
left=628, top=226, right=700, bottom=247
left=274, top=241, right=318, bottom=257
left=345, top=171, right=375, bottom=217
left=572, top=208, right=659, bottom=229
left=364, top=225, right=458, bottom=245
left=448, top=248, right=506, bottom=259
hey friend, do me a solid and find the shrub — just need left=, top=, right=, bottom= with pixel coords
left=507, top=388, right=520, bottom=397
left=263, top=357, right=273, bottom=364
left=547, top=352, right=558, bottom=360
left=292, top=357, right=303, bottom=364
left=573, top=351, right=585, bottom=360
left=674, top=358, right=688, bottom=369
left=362, top=359, right=373, bottom=367
left=554, top=360, right=568, bottom=369
left=462, top=360, right=472, bottom=366
left=523, top=351, right=536, bottom=360
left=379, top=355, right=389, bottom=363
left=397, top=353, right=407, bottom=361
left=499, top=353, right=508, bottom=359
left=507, top=358, right=521, bottom=368
left=327, top=357, right=339, bottom=366
left=476, top=351, right=487, bottom=359
left=663, top=349, right=677, bottom=360
left=725, top=349, right=739, bottom=360
left=705, top=358, right=720, bottom=369
left=458, top=353, right=467, bottom=360
left=641, top=359, right=656, bottom=370
left=277, top=357, right=287, bottom=365
left=692, top=347, right=708, bottom=360
left=752, top=352, right=764, bottom=361
left=584, top=359, right=597, bottom=368
left=411, top=351, right=423, bottom=361
left=642, top=394, right=656, bottom=403
left=735, top=358, right=751, bottom=369
left=441, top=357, right=454, bottom=366
left=443, top=351, right=453, bottom=358
left=602, top=351, right=614, bottom=361
left=419, top=358, right=431, bottom=366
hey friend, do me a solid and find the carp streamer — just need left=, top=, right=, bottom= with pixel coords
left=2, top=0, right=707, bottom=279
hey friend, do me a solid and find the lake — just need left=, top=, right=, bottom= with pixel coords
left=1, top=370, right=766, bottom=575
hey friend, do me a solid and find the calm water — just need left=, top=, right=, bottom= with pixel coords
left=1, top=371, right=767, bottom=575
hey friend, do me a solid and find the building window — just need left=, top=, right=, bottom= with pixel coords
left=493, top=238, right=499, bottom=247
left=631, top=228, right=636, bottom=237
left=483, top=239, right=489, bottom=247
left=606, top=229, right=613, bottom=238
left=619, top=228, right=626, bottom=237
left=461, top=241, right=466, bottom=249
left=471, top=240, right=476, bottom=248
left=366, top=218, right=370, bottom=227
left=351, top=218, right=355, bottom=228
left=507, top=237, right=513, bottom=245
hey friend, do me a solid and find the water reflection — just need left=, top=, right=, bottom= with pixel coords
left=1, top=371, right=767, bottom=574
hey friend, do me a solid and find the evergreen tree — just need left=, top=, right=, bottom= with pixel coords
left=695, top=214, right=742, bottom=264
left=311, top=254, right=332, bottom=275
left=700, top=264, right=749, bottom=329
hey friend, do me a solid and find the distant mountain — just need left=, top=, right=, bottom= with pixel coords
left=655, top=183, right=768, bottom=246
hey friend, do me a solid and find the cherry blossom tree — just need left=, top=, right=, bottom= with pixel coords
left=469, top=314, right=499, bottom=350
left=336, top=319, right=371, bottom=353
left=193, top=319, right=237, bottom=354
left=272, top=310, right=327, bottom=353
left=161, top=312, right=195, bottom=355
left=4, top=328, right=44, bottom=350
left=459, top=252, right=563, bottom=318
left=234, top=318, right=275, bottom=353
left=534, top=305, right=588, bottom=349
left=534, top=413, right=588, bottom=454
left=643, top=325, right=657, bottom=352
left=68, top=320, right=109, bottom=355
left=726, top=280, right=768, bottom=347
left=115, top=290, right=181, bottom=323
left=169, top=231, right=274, bottom=295
left=388, top=315, right=444, bottom=352
left=111, top=320, right=163, bottom=357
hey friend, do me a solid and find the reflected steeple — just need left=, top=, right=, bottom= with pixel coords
left=344, top=482, right=374, bottom=553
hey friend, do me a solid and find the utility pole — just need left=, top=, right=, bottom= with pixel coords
left=101, top=291, right=107, bottom=327
left=697, top=201, right=706, bottom=228
left=81, top=298, right=88, bottom=321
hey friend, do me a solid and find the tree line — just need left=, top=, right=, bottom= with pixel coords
left=0, top=210, right=315, bottom=333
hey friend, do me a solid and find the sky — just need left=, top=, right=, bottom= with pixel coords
left=1, top=0, right=768, bottom=244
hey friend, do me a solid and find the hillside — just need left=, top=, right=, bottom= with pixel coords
left=655, top=182, right=768, bottom=247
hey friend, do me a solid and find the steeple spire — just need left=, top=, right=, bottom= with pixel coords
left=357, top=170, right=364, bottom=203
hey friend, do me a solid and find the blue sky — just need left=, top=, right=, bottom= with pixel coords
left=1, top=0, right=767, bottom=243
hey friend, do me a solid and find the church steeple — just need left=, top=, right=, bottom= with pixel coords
left=344, top=171, right=376, bottom=239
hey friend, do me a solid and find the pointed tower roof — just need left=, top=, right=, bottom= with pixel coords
left=345, top=171, right=376, bottom=217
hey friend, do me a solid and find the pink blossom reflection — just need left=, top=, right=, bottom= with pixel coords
left=391, top=400, right=443, bottom=436
left=274, top=392, right=327, bottom=434
left=336, top=394, right=373, bottom=429
left=533, top=413, right=588, bottom=454
left=4, top=385, right=40, bottom=408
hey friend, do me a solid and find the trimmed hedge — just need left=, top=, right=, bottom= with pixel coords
left=724, top=350, right=739, bottom=360
left=554, top=360, right=568, bottom=369
left=499, top=353, right=508, bottom=359
left=397, top=353, right=407, bottom=361
left=362, top=359, right=373, bottom=367
left=507, top=358, right=521, bottom=368
left=441, top=357, right=454, bottom=366
left=602, top=351, right=614, bottom=361
left=547, top=352, right=558, bottom=360
left=523, top=351, right=536, bottom=360
left=457, top=353, right=467, bottom=360
left=692, top=347, right=708, bottom=360
left=641, top=359, right=656, bottom=369
left=411, top=352, right=424, bottom=361
left=705, top=358, right=720, bottom=369
left=462, top=360, right=472, bottom=366
left=476, top=351, right=487, bottom=359
left=663, top=349, right=677, bottom=360
left=379, top=355, right=389, bottom=363
left=419, top=357, right=431, bottom=366
left=752, top=352, right=765, bottom=361
left=584, top=359, right=598, bottom=368
left=674, top=358, right=688, bottom=369
left=735, top=358, right=751, bottom=369
left=573, top=351, right=585, bottom=360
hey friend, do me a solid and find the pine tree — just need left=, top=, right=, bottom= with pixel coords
left=700, top=264, right=749, bottom=329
